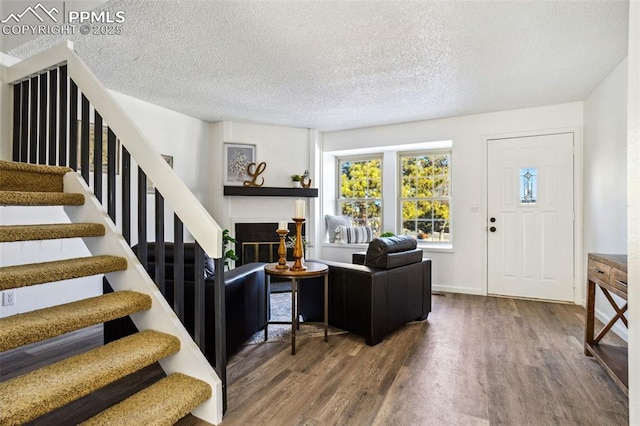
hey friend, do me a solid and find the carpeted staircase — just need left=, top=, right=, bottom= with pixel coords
left=0, top=160, right=212, bottom=425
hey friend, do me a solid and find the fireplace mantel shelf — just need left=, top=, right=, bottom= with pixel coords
left=224, top=186, right=318, bottom=197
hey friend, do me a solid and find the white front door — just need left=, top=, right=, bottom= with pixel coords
left=487, top=133, right=574, bottom=301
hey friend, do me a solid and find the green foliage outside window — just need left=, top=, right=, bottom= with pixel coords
left=401, top=152, right=451, bottom=242
left=338, top=157, right=382, bottom=234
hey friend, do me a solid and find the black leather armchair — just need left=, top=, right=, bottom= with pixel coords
left=132, top=243, right=267, bottom=361
left=300, top=236, right=431, bottom=346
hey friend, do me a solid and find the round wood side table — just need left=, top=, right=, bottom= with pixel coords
left=264, top=261, right=328, bottom=355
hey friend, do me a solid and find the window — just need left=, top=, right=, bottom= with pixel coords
left=400, top=151, right=451, bottom=243
left=519, top=167, right=537, bottom=204
left=337, top=156, right=382, bottom=235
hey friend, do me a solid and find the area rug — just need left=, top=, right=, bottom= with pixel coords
left=244, top=292, right=347, bottom=345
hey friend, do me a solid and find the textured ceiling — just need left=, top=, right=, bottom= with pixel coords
left=7, top=0, right=630, bottom=131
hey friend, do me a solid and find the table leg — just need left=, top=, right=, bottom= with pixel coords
left=324, top=273, right=328, bottom=342
left=296, top=278, right=301, bottom=330
left=584, top=279, right=596, bottom=356
left=265, top=275, right=270, bottom=342
left=291, top=277, right=297, bottom=355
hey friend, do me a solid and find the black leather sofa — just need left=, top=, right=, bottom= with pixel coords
left=300, top=236, right=431, bottom=346
left=130, top=243, right=267, bottom=361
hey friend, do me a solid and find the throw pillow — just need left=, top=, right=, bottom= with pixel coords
left=204, top=254, right=215, bottom=279
left=325, top=214, right=352, bottom=243
left=336, top=225, right=374, bottom=244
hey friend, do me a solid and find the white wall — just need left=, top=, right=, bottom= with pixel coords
left=584, top=58, right=628, bottom=254
left=210, top=121, right=315, bottom=257
left=583, top=58, right=628, bottom=340
left=0, top=206, right=102, bottom=318
left=0, top=53, right=20, bottom=161
left=0, top=62, right=10, bottom=161
left=110, top=91, right=213, bottom=209
left=626, top=1, right=640, bottom=422
left=321, top=102, right=584, bottom=297
left=108, top=90, right=213, bottom=245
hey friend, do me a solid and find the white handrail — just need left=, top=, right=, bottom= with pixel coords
left=7, top=41, right=222, bottom=258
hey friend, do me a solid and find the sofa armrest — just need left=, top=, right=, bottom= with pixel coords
left=221, top=262, right=267, bottom=285
left=352, top=252, right=366, bottom=265
left=300, top=260, right=388, bottom=345
left=422, top=259, right=432, bottom=319
left=329, top=263, right=388, bottom=345
left=204, top=262, right=267, bottom=359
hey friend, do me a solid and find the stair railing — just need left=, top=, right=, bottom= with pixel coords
left=5, top=41, right=228, bottom=417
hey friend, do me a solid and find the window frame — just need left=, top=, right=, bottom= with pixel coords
left=398, top=149, right=452, bottom=246
left=336, top=154, right=384, bottom=235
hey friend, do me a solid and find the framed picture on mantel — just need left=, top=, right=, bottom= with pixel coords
left=224, top=143, right=256, bottom=185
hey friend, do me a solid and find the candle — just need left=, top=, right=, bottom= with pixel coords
left=278, top=220, right=288, bottom=230
left=294, top=199, right=305, bottom=218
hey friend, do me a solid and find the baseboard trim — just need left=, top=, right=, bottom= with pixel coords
left=431, top=285, right=484, bottom=296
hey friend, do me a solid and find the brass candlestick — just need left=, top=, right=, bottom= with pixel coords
left=291, top=218, right=306, bottom=271
left=276, top=229, right=289, bottom=269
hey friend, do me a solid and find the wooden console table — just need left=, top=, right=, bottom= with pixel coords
left=584, top=253, right=628, bottom=395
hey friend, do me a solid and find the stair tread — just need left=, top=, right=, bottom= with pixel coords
left=0, top=330, right=181, bottom=425
left=0, top=223, right=105, bottom=242
left=81, top=373, right=212, bottom=426
left=0, top=255, right=127, bottom=291
left=0, top=160, right=72, bottom=175
left=0, top=291, right=152, bottom=352
left=0, top=160, right=71, bottom=192
left=0, top=190, right=84, bottom=206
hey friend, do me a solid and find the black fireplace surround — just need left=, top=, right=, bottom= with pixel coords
left=234, top=222, right=305, bottom=266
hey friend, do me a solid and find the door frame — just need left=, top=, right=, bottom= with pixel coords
left=482, top=127, right=584, bottom=305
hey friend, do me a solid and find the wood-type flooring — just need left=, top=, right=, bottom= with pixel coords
left=0, top=293, right=629, bottom=425
left=221, top=293, right=629, bottom=425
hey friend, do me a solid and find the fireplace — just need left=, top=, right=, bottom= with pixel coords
left=234, top=222, right=305, bottom=266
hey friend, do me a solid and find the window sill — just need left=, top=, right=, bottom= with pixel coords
left=322, top=241, right=453, bottom=253
left=321, top=242, right=369, bottom=249
left=418, top=242, right=453, bottom=253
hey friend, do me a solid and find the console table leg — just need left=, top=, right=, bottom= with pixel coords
left=584, top=279, right=596, bottom=356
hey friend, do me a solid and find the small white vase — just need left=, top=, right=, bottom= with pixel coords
left=292, top=181, right=301, bottom=188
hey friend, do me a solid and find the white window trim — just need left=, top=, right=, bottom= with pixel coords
left=325, top=140, right=453, bottom=246
left=336, top=154, right=383, bottom=232
left=398, top=149, right=452, bottom=246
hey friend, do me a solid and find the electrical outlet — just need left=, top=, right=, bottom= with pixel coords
left=3, top=290, right=15, bottom=306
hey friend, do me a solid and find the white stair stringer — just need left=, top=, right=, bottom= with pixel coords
left=62, top=172, right=222, bottom=425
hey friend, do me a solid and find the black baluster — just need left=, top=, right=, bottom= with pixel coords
left=194, top=243, right=205, bottom=348
left=69, top=80, right=78, bottom=170
left=94, top=111, right=103, bottom=202
left=12, top=83, right=21, bottom=161
left=19, top=80, right=29, bottom=163
left=214, top=256, right=227, bottom=413
left=137, top=167, right=148, bottom=270
left=174, top=216, right=185, bottom=322
left=107, top=129, right=117, bottom=222
left=38, top=72, right=47, bottom=164
left=80, top=94, right=90, bottom=184
left=155, top=189, right=165, bottom=294
left=121, top=148, right=131, bottom=244
left=48, top=69, right=58, bottom=166
left=29, top=76, right=38, bottom=164
left=59, top=66, right=68, bottom=166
